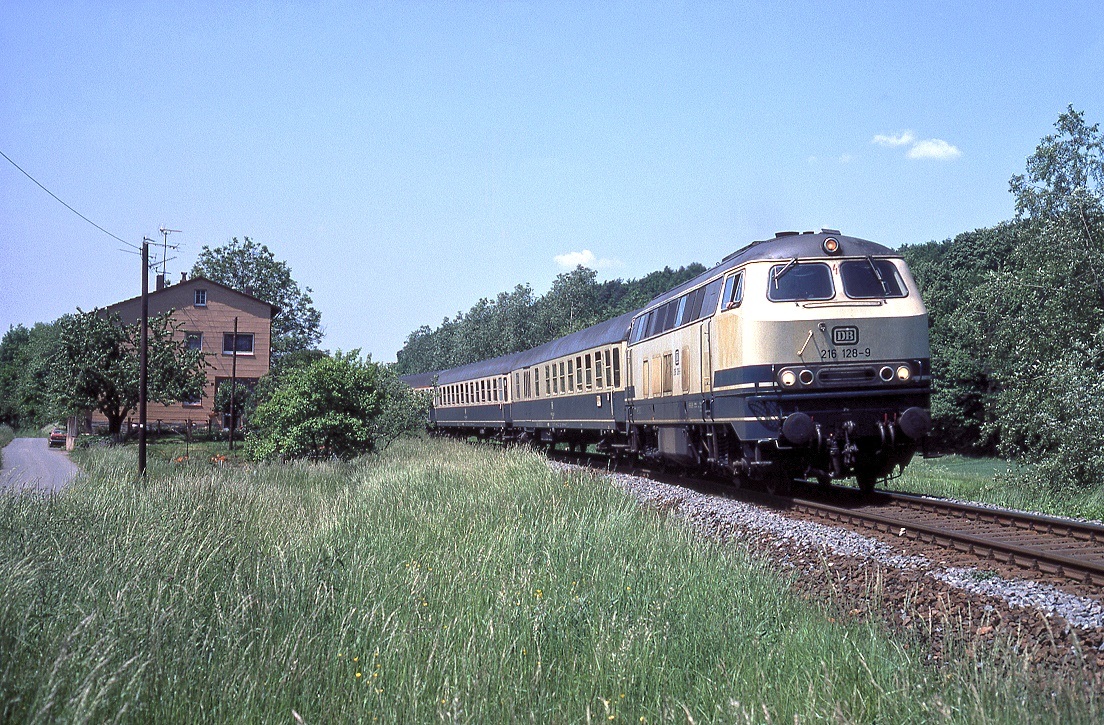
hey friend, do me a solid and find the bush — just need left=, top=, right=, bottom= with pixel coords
left=244, top=352, right=427, bottom=462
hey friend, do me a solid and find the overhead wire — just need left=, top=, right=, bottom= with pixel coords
left=0, top=148, right=141, bottom=251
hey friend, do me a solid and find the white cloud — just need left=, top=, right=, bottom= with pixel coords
left=838, top=154, right=854, bottom=164
left=872, top=131, right=916, bottom=147
left=554, top=249, right=621, bottom=270
left=906, top=138, right=962, bottom=160
left=873, top=131, right=962, bottom=161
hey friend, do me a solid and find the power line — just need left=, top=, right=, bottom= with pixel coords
left=0, top=148, right=140, bottom=251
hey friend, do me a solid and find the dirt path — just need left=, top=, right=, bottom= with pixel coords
left=0, top=437, right=81, bottom=493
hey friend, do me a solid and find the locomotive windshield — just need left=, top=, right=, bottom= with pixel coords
left=840, top=258, right=907, bottom=299
left=767, top=262, right=834, bottom=301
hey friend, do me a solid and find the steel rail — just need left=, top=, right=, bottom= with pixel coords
left=789, top=494, right=1104, bottom=585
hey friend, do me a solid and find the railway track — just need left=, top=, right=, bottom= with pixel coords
left=546, top=449, right=1104, bottom=586
left=790, top=491, right=1104, bottom=586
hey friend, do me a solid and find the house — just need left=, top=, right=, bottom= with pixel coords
left=93, top=273, right=278, bottom=429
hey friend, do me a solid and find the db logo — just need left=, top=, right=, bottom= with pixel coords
left=832, top=326, right=859, bottom=345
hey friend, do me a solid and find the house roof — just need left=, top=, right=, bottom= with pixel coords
left=103, top=275, right=280, bottom=318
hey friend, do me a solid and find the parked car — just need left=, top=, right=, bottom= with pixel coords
left=48, top=427, right=66, bottom=448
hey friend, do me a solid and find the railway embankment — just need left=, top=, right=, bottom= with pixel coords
left=584, top=461, right=1104, bottom=693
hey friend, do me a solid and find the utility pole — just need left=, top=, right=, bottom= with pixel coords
left=139, top=237, right=152, bottom=476
left=229, top=316, right=238, bottom=452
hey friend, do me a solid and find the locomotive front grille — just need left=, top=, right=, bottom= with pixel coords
left=816, top=365, right=877, bottom=386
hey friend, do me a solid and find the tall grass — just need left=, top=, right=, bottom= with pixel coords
left=0, top=439, right=1096, bottom=722
left=892, top=455, right=1104, bottom=521
left=0, top=423, right=14, bottom=468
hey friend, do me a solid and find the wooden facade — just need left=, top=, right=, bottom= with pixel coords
left=93, top=275, right=277, bottom=428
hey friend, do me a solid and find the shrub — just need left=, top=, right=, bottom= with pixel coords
left=244, top=352, right=426, bottom=462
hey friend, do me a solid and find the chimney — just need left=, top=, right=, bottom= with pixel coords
left=156, top=274, right=165, bottom=291
left=181, top=271, right=188, bottom=283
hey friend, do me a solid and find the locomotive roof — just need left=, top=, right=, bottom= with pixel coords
left=641, top=230, right=896, bottom=313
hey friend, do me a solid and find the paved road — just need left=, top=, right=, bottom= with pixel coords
left=0, top=437, right=81, bottom=493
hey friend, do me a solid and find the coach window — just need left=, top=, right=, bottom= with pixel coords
left=595, top=352, right=604, bottom=389
left=558, top=361, right=565, bottom=394
left=576, top=356, right=583, bottom=389
left=584, top=354, right=593, bottom=389
left=613, top=348, right=621, bottom=388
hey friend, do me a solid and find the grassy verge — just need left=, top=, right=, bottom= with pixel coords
left=891, top=455, right=1104, bottom=522
left=0, top=424, right=13, bottom=468
left=0, top=439, right=1096, bottom=722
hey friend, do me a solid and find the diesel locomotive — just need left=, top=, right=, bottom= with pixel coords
left=404, top=230, right=931, bottom=494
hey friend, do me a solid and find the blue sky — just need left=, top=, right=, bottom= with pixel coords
left=3, top=1, right=1103, bottom=360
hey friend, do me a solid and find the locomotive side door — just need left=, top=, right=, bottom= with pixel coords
left=700, top=323, right=712, bottom=394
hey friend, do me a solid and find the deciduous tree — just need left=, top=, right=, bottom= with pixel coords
left=47, top=310, right=207, bottom=437
left=191, top=237, right=323, bottom=358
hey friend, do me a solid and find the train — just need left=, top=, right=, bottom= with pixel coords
left=402, top=230, right=931, bottom=494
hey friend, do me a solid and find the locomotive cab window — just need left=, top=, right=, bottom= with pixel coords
left=840, top=258, right=907, bottom=299
left=722, top=272, right=744, bottom=309
left=767, top=262, right=834, bottom=302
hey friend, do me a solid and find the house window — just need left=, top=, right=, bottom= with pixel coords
left=223, top=332, right=255, bottom=355
left=184, top=332, right=202, bottom=351
left=194, top=289, right=207, bottom=307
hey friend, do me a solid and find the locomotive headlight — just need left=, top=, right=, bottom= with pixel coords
left=780, top=370, right=797, bottom=387
left=823, top=237, right=841, bottom=254
left=798, top=369, right=815, bottom=385
left=896, top=365, right=912, bottom=381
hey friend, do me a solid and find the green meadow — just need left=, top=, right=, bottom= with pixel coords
left=0, top=438, right=1096, bottom=722
left=891, top=454, right=1104, bottom=522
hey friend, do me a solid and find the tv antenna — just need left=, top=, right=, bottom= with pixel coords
left=158, top=226, right=182, bottom=279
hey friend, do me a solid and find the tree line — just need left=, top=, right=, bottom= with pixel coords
left=395, top=263, right=707, bottom=375
left=900, top=106, right=1104, bottom=490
